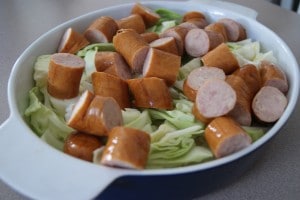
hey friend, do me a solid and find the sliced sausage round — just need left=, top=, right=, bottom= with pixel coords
left=252, top=86, right=288, bottom=123
left=185, top=29, right=224, bottom=57
left=194, top=79, right=236, bottom=118
left=183, top=66, right=226, bottom=101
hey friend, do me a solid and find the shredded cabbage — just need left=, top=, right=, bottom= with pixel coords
left=33, top=55, right=51, bottom=88
left=228, top=39, right=277, bottom=67
left=122, top=109, right=155, bottom=133
left=24, top=87, right=74, bottom=150
left=148, top=145, right=213, bottom=168
left=76, top=43, right=115, bottom=57
left=242, top=126, right=266, bottom=142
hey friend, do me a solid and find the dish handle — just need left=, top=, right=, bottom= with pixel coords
left=0, top=115, right=124, bottom=199
left=188, top=0, right=258, bottom=20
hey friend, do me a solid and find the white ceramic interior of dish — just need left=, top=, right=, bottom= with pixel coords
left=0, top=0, right=299, bottom=199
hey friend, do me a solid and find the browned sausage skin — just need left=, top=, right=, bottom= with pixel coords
left=218, top=18, right=246, bottom=42
left=131, top=3, right=160, bottom=27
left=233, top=64, right=261, bottom=100
left=182, top=11, right=206, bottom=22
left=117, top=14, right=146, bottom=34
left=201, top=43, right=240, bottom=74
left=127, top=77, right=173, bottom=110
left=64, top=132, right=103, bottom=162
left=226, top=75, right=252, bottom=126
left=66, top=90, right=94, bottom=130
left=84, top=16, right=119, bottom=43
left=259, top=60, right=288, bottom=94
left=205, top=116, right=252, bottom=158
left=92, top=72, right=131, bottom=109
left=94, top=52, right=132, bottom=80
left=101, top=126, right=151, bottom=169
left=140, top=32, right=159, bottom=43
left=113, top=29, right=150, bottom=73
left=179, top=18, right=208, bottom=30
left=83, top=96, right=123, bottom=136
left=204, top=22, right=228, bottom=42
left=58, top=27, right=89, bottom=54
left=159, top=26, right=188, bottom=56
left=67, top=91, right=123, bottom=136
left=47, top=53, right=85, bottom=99
left=149, top=37, right=179, bottom=55
left=143, top=48, right=181, bottom=86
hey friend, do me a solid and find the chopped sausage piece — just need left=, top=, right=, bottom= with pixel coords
left=113, top=29, right=149, bottom=73
left=183, top=66, right=226, bottom=101
left=179, top=18, right=208, bottom=30
left=205, top=116, right=252, bottom=158
left=64, top=132, right=103, bottom=162
left=67, top=90, right=94, bottom=129
left=233, top=64, right=261, bottom=99
left=201, top=43, right=240, bottom=74
left=94, top=52, right=132, bottom=80
left=182, top=11, right=206, bottom=22
left=226, top=75, right=252, bottom=126
left=143, top=48, right=181, bottom=86
left=150, top=37, right=179, bottom=55
left=218, top=18, right=246, bottom=42
left=58, top=27, right=89, bottom=54
left=83, top=96, right=123, bottom=136
left=47, top=53, right=85, bottom=99
left=159, top=26, right=188, bottom=56
left=140, top=32, right=159, bottom=43
left=205, top=22, right=228, bottom=42
left=131, top=3, right=160, bottom=27
left=92, top=72, right=131, bottom=109
left=117, top=14, right=146, bottom=34
left=67, top=91, right=123, bottom=136
left=252, top=86, right=288, bottom=123
left=259, top=60, right=288, bottom=94
left=84, top=16, right=119, bottom=43
left=127, top=77, right=173, bottom=110
left=194, top=79, right=236, bottom=118
left=101, top=126, right=150, bottom=170
left=185, top=29, right=224, bottom=57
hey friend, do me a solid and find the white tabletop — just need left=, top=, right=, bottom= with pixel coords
left=1, top=0, right=300, bottom=199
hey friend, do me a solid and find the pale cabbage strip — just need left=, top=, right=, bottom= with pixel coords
left=227, top=39, right=277, bottom=67
left=24, top=87, right=74, bottom=150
